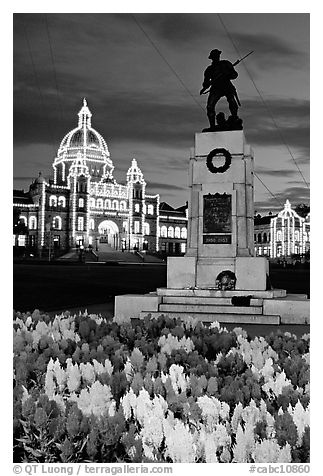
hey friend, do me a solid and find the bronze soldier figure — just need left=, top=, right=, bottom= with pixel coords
left=200, top=49, right=240, bottom=131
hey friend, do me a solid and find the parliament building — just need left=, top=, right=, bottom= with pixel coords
left=13, top=100, right=164, bottom=254
left=13, top=100, right=309, bottom=260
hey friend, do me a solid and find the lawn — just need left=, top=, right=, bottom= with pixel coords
left=13, top=263, right=167, bottom=312
left=14, top=262, right=309, bottom=312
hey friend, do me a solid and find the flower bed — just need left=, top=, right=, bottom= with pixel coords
left=13, top=310, right=310, bottom=463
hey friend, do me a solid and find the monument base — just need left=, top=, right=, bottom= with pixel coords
left=167, top=256, right=268, bottom=290
left=114, top=287, right=310, bottom=325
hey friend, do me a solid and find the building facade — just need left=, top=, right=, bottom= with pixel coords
left=254, top=200, right=310, bottom=258
left=13, top=102, right=309, bottom=259
left=13, top=100, right=160, bottom=254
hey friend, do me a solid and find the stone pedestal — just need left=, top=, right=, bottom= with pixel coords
left=168, top=130, right=268, bottom=290
left=114, top=129, right=309, bottom=325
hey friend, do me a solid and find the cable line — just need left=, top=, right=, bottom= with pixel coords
left=254, top=173, right=284, bottom=208
left=131, top=14, right=205, bottom=114
left=44, top=13, right=65, bottom=124
left=22, top=19, right=57, bottom=158
left=217, top=13, right=309, bottom=190
left=132, top=14, right=283, bottom=209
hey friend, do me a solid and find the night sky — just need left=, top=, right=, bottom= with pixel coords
left=13, top=13, right=310, bottom=213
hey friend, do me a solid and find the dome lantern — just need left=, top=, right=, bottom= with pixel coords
left=78, top=97, right=92, bottom=129
left=53, top=99, right=114, bottom=184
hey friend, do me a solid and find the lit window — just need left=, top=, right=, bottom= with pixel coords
left=175, top=227, right=181, bottom=238
left=19, top=216, right=27, bottom=226
left=52, top=216, right=62, bottom=230
left=97, top=198, right=103, bottom=208
left=123, top=221, right=128, bottom=233
left=120, top=201, right=127, bottom=211
left=18, top=235, right=26, bottom=246
left=79, top=198, right=84, bottom=208
left=181, top=227, right=187, bottom=239
left=295, top=231, right=300, bottom=241
left=147, top=205, right=154, bottom=215
left=144, top=223, right=150, bottom=235
left=277, top=231, right=282, bottom=241
left=181, top=243, right=186, bottom=253
left=49, top=195, right=57, bottom=207
left=112, top=200, right=119, bottom=210
left=168, top=226, right=174, bottom=238
left=89, top=236, right=93, bottom=245
left=58, top=196, right=66, bottom=207
left=161, top=226, right=167, bottom=237
left=89, top=219, right=95, bottom=231
left=134, top=221, right=140, bottom=233
left=258, top=247, right=262, bottom=255
left=89, top=198, right=95, bottom=208
left=29, top=216, right=37, bottom=230
left=77, top=216, right=84, bottom=231
left=135, top=203, right=140, bottom=212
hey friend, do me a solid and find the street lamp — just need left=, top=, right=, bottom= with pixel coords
left=45, top=217, right=52, bottom=262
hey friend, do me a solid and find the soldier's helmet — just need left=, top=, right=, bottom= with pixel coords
left=208, top=49, right=222, bottom=59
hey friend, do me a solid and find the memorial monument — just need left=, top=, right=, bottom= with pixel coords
left=115, top=50, right=309, bottom=325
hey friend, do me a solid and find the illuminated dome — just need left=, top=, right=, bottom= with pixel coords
left=53, top=99, right=114, bottom=183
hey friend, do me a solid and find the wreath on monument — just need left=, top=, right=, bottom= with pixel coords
left=206, top=148, right=232, bottom=174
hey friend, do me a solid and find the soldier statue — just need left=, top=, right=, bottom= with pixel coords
left=200, top=49, right=242, bottom=132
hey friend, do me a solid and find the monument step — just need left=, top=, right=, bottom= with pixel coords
left=159, top=303, right=263, bottom=315
left=162, top=296, right=263, bottom=306
left=156, top=288, right=286, bottom=299
left=139, top=311, right=280, bottom=325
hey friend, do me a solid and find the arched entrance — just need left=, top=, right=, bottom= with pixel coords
left=98, top=220, right=119, bottom=249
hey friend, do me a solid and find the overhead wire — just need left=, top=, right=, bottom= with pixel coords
left=44, top=13, right=65, bottom=124
left=22, top=18, right=57, bottom=158
left=132, top=13, right=284, bottom=209
left=131, top=14, right=205, bottom=114
left=217, top=13, right=309, bottom=190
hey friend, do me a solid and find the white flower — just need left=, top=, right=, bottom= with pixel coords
left=121, top=389, right=137, bottom=420
left=262, top=371, right=291, bottom=398
left=92, top=359, right=105, bottom=375
left=80, top=362, right=96, bottom=385
left=260, top=358, right=275, bottom=381
left=53, top=358, right=66, bottom=391
left=21, top=385, right=29, bottom=405
left=164, top=419, right=196, bottom=463
left=231, top=402, right=244, bottom=433
left=288, top=400, right=310, bottom=444
left=67, top=362, right=81, bottom=393
left=104, top=358, right=113, bottom=376
left=44, top=361, right=56, bottom=399
left=70, top=381, right=115, bottom=417
left=241, top=400, right=261, bottom=428
left=232, top=423, right=255, bottom=463
left=169, top=364, right=187, bottom=394
left=136, top=389, right=153, bottom=425
left=124, top=358, right=133, bottom=382
left=253, top=440, right=291, bottom=463
left=197, top=395, right=223, bottom=428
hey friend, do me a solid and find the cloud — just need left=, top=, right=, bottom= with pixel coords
left=255, top=168, right=297, bottom=178
left=147, top=181, right=187, bottom=191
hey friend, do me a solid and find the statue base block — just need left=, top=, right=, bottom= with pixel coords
left=167, top=256, right=268, bottom=291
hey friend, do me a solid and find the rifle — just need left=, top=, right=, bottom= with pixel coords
left=201, top=50, right=254, bottom=95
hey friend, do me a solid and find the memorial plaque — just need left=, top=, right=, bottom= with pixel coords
left=203, top=193, right=232, bottom=233
left=203, top=234, right=231, bottom=244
